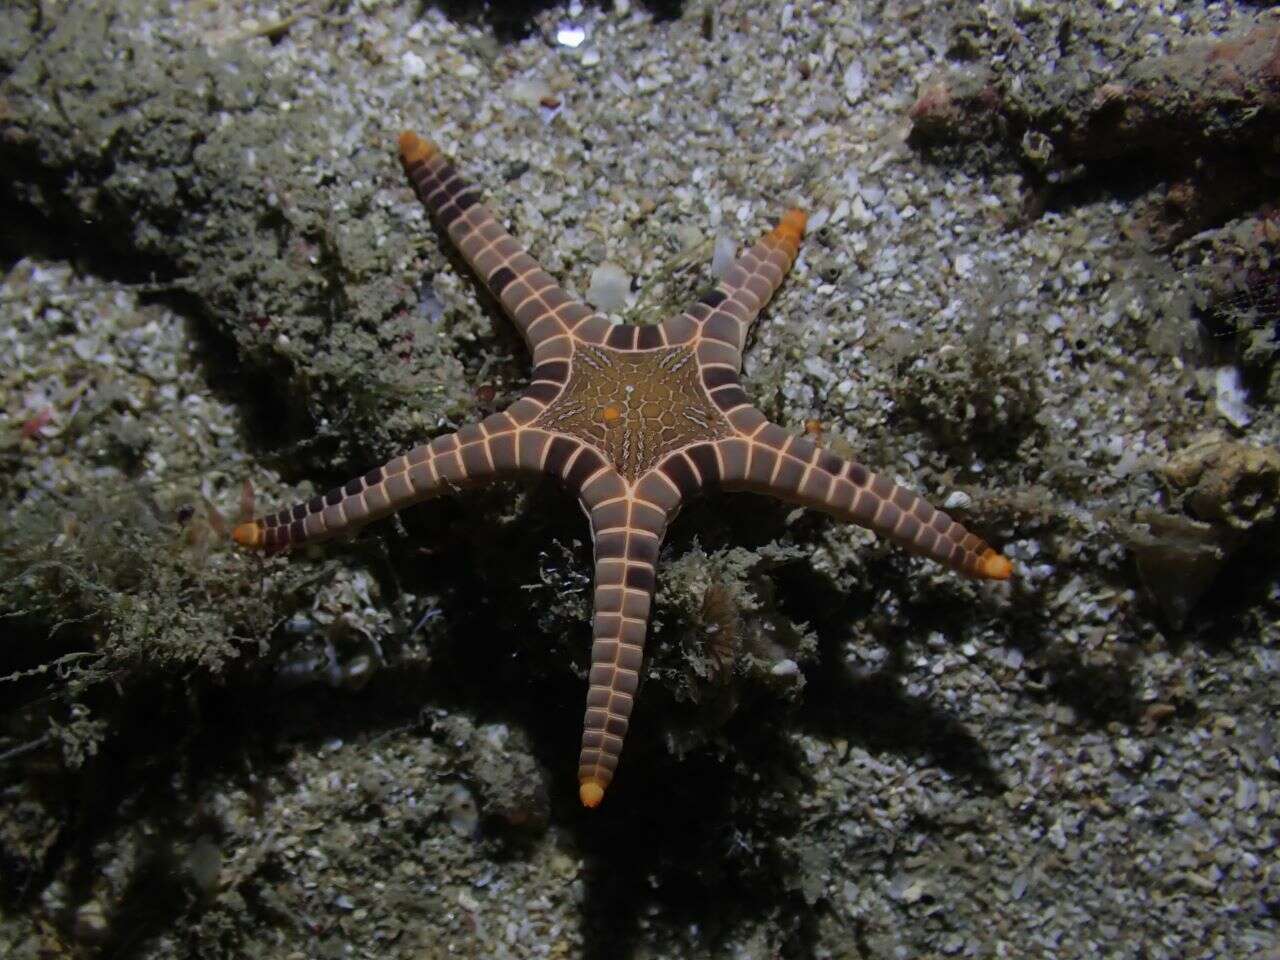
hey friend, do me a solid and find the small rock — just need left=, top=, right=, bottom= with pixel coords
left=187, top=836, right=222, bottom=895
left=1124, top=512, right=1233, bottom=630
left=771, top=658, right=800, bottom=677
left=842, top=61, right=866, bottom=103
left=899, top=879, right=925, bottom=904
left=1235, top=776, right=1258, bottom=811
left=73, top=901, right=109, bottom=944
left=588, top=262, right=630, bottom=312
left=401, top=51, right=426, bottom=80
left=711, top=235, right=737, bottom=278
left=1163, top=433, right=1280, bottom=532
left=445, top=784, right=480, bottom=837
left=1213, top=366, right=1251, bottom=428
left=510, top=78, right=553, bottom=109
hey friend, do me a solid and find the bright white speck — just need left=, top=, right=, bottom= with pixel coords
left=843, top=61, right=866, bottom=103
left=771, top=659, right=800, bottom=677
left=556, top=24, right=586, bottom=47
left=1214, top=366, right=1251, bottom=428
left=401, top=51, right=426, bottom=79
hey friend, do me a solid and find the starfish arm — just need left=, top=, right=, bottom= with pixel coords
left=661, top=209, right=807, bottom=369
left=576, top=472, right=673, bottom=808
left=232, top=408, right=558, bottom=553
left=399, top=131, right=599, bottom=365
left=699, top=418, right=1011, bottom=580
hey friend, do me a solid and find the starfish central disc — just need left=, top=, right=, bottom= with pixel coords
left=533, top=342, right=732, bottom=480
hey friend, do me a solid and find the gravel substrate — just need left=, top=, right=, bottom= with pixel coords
left=1, top=2, right=1277, bottom=958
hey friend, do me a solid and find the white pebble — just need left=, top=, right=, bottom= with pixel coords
left=556, top=24, right=586, bottom=48
left=1214, top=366, right=1251, bottom=428
left=401, top=51, right=426, bottom=79
left=842, top=61, right=866, bottom=103
left=1235, top=776, right=1258, bottom=811
left=711, top=235, right=737, bottom=278
left=899, top=879, right=925, bottom=904
left=588, top=262, right=630, bottom=312
left=446, top=784, right=480, bottom=836
left=509, top=78, right=552, bottom=108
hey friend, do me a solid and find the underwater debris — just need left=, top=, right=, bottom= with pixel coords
left=269, top=566, right=434, bottom=692
left=71, top=899, right=109, bottom=945
left=429, top=715, right=550, bottom=833
left=1190, top=211, right=1280, bottom=402
left=273, top=627, right=383, bottom=692
left=1161, top=433, right=1280, bottom=535
left=907, top=69, right=1003, bottom=146
left=699, top=579, right=743, bottom=676
left=654, top=543, right=816, bottom=756
left=909, top=22, right=1280, bottom=241
left=1137, top=702, right=1178, bottom=736
left=19, top=405, right=53, bottom=440
left=892, top=331, right=1042, bottom=459
left=1125, top=434, right=1280, bottom=627
left=444, top=783, right=481, bottom=837
left=1124, top=511, right=1235, bottom=631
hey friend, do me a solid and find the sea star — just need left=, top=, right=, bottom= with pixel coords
left=234, top=131, right=1013, bottom=808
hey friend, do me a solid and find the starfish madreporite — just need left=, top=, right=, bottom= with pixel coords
left=234, top=131, right=1013, bottom=808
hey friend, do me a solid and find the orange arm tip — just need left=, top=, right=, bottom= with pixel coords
left=231, top=522, right=262, bottom=548
left=398, top=130, right=437, bottom=165
left=767, top=208, right=807, bottom=248
left=780, top=208, right=807, bottom=235
left=977, top=549, right=1013, bottom=581
left=579, top=778, right=605, bottom=808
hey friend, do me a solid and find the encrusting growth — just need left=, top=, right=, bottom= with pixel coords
left=233, top=130, right=1013, bottom=808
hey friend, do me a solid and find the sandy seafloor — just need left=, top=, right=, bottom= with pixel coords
left=1, top=1, right=1278, bottom=957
